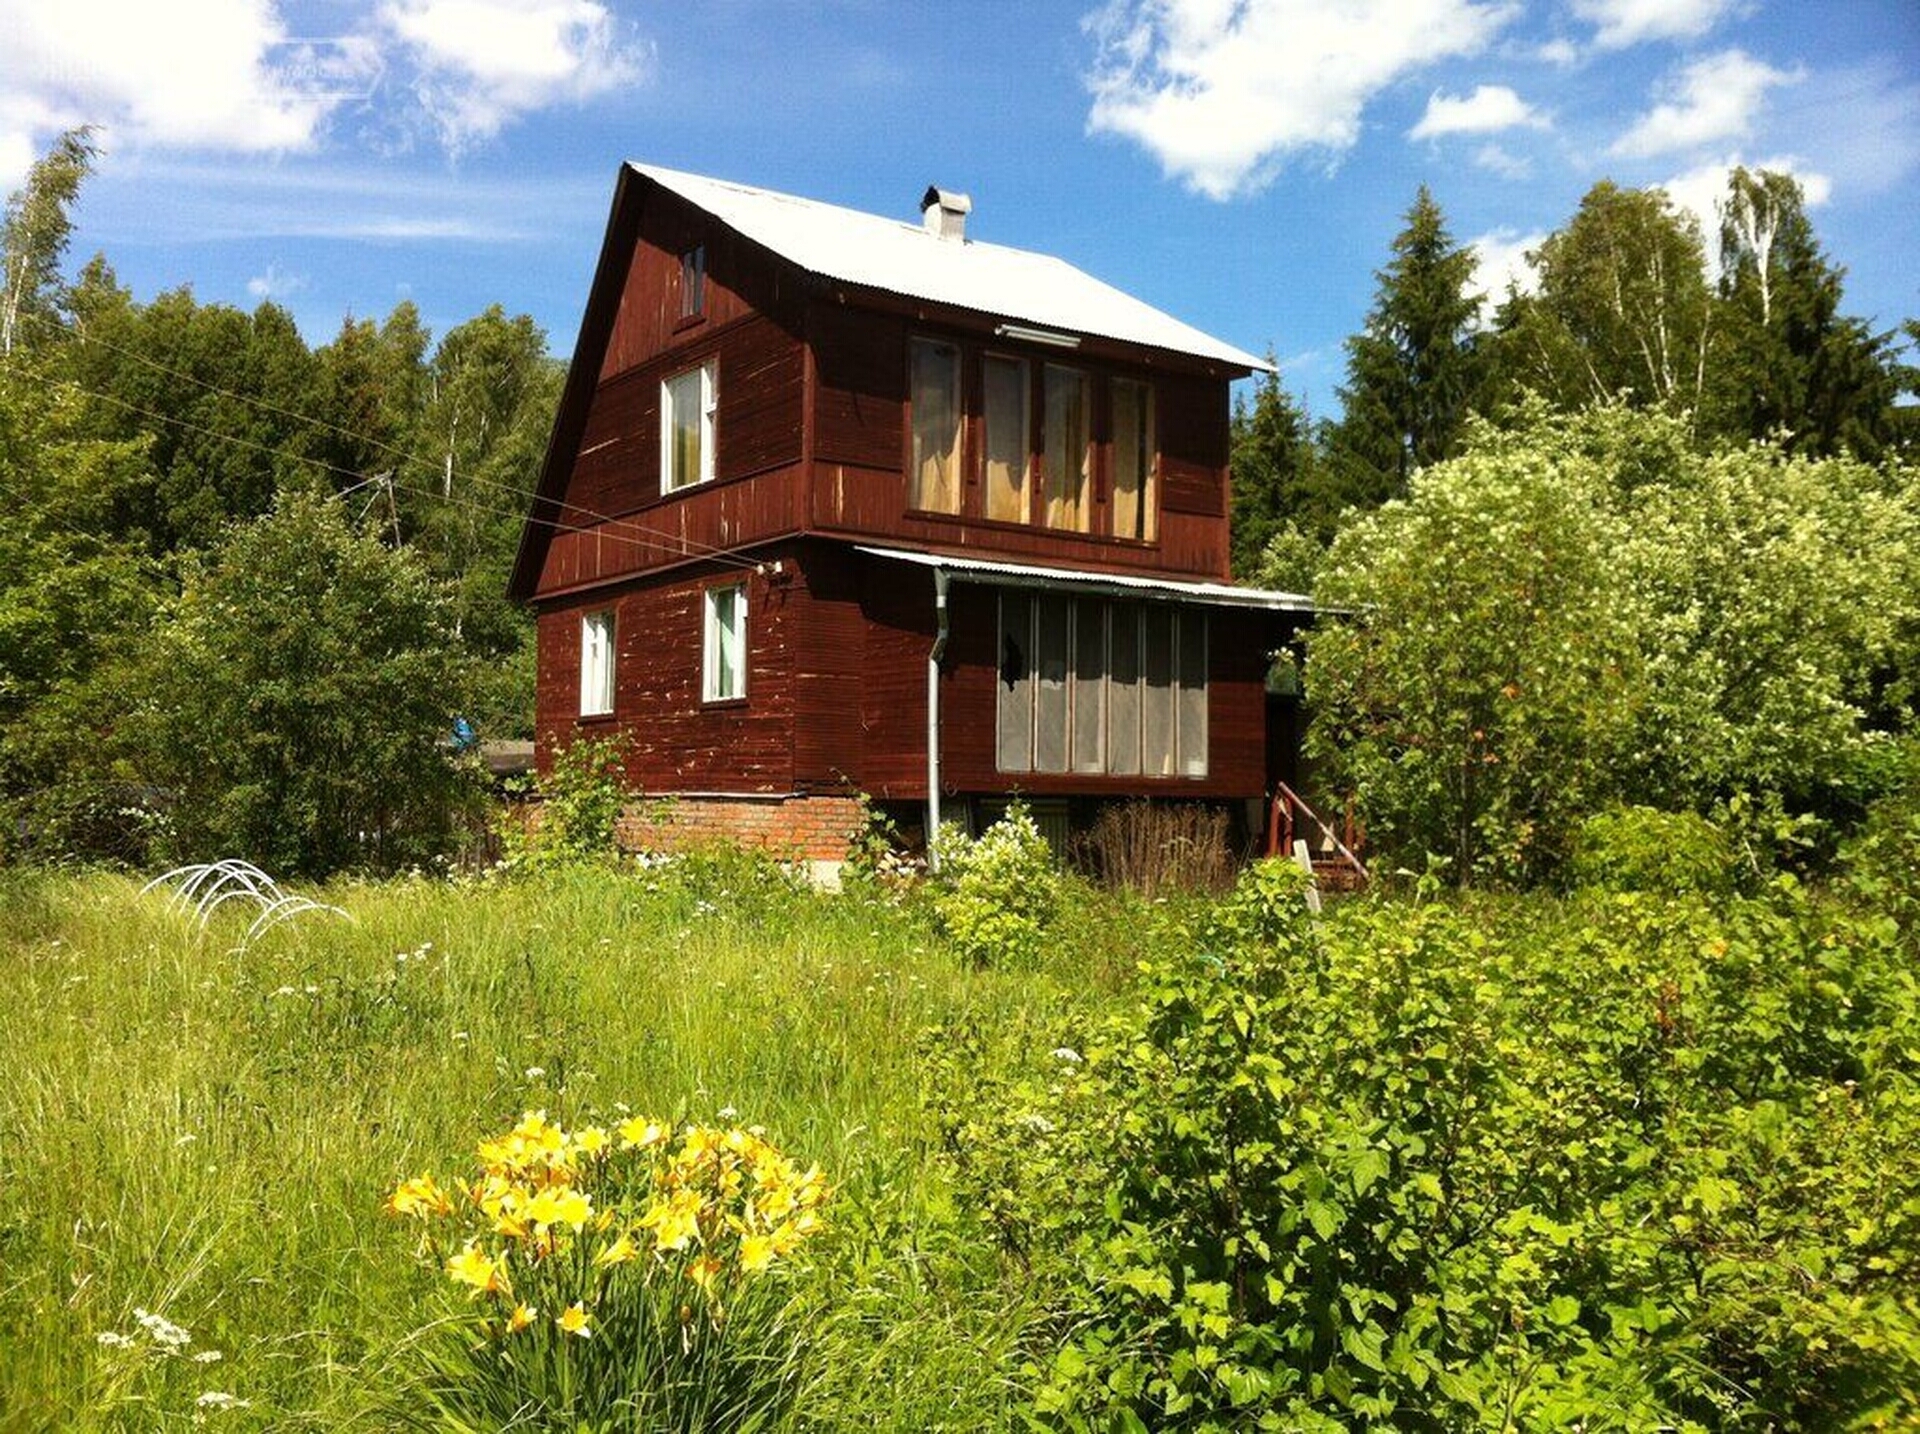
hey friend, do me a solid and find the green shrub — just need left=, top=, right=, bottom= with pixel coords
left=929, top=803, right=1062, bottom=968
left=1569, top=804, right=1736, bottom=895
left=928, top=859, right=1920, bottom=1430
left=498, top=732, right=632, bottom=871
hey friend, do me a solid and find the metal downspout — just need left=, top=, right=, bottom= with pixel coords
left=926, top=567, right=950, bottom=870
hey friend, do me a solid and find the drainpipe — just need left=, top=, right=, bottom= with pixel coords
left=926, top=567, right=951, bottom=870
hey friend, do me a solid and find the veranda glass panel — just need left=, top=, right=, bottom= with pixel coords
left=1141, top=604, right=1176, bottom=777
left=1177, top=608, right=1208, bottom=777
left=1071, top=597, right=1106, bottom=774
left=909, top=339, right=962, bottom=513
left=1110, top=378, right=1156, bottom=541
left=983, top=355, right=1029, bottom=523
left=1043, top=365, right=1090, bottom=531
left=996, top=593, right=1033, bottom=773
left=1033, top=594, right=1070, bottom=773
left=1107, top=602, right=1141, bottom=776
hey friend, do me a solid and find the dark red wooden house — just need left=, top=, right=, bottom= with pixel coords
left=507, top=164, right=1311, bottom=871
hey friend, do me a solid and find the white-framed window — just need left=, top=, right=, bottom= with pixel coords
left=679, top=245, right=706, bottom=320
left=703, top=582, right=747, bottom=702
left=661, top=360, right=716, bottom=493
left=579, top=609, right=615, bottom=716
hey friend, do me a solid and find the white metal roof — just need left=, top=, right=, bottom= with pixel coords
left=855, top=545, right=1312, bottom=612
left=633, top=163, right=1271, bottom=373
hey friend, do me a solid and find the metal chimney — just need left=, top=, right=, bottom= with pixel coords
left=920, top=186, right=971, bottom=241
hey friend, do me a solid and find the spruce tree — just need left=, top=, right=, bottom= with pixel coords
left=1228, top=362, right=1322, bottom=578
left=1321, top=186, right=1485, bottom=509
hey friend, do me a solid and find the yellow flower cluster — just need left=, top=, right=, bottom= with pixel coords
left=387, top=1109, right=828, bottom=1340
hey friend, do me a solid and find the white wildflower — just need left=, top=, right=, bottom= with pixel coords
left=1050, top=1047, right=1083, bottom=1064
left=194, top=1390, right=249, bottom=1411
left=524, top=1067, right=546, bottom=1080
left=95, top=1330, right=134, bottom=1348
left=191, top=1349, right=224, bottom=1363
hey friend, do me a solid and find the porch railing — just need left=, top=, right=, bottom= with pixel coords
left=1266, top=782, right=1369, bottom=886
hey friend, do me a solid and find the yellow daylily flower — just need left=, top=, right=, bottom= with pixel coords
left=738, top=1232, right=777, bottom=1274
left=386, top=1174, right=454, bottom=1219
left=618, top=1116, right=669, bottom=1150
left=556, top=1303, right=592, bottom=1338
left=446, top=1241, right=511, bottom=1298
left=593, top=1232, right=639, bottom=1268
left=506, top=1304, right=537, bottom=1335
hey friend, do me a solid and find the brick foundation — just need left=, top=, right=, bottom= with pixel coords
left=613, top=793, right=864, bottom=863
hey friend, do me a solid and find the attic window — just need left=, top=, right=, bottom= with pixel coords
left=661, top=360, right=716, bottom=492
left=679, top=245, right=705, bottom=320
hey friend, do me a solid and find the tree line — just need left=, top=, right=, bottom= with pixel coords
left=2, top=131, right=559, bottom=870
left=1231, top=171, right=1916, bottom=585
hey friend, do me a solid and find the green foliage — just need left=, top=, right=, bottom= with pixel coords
left=0, top=125, right=94, bottom=356
left=1310, top=406, right=1643, bottom=883
left=1322, top=186, right=1489, bottom=509
left=928, top=860, right=1920, bottom=1431
left=930, top=803, right=1063, bottom=968
left=1229, top=366, right=1325, bottom=577
left=117, top=490, right=476, bottom=876
left=1840, top=740, right=1920, bottom=953
left=1569, top=805, right=1736, bottom=896
left=1310, top=403, right=1920, bottom=883
left=499, top=731, right=633, bottom=871
left=1494, top=181, right=1714, bottom=417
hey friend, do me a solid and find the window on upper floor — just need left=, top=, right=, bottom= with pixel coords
left=1042, top=364, right=1091, bottom=533
left=982, top=353, right=1029, bottom=524
left=703, top=582, right=747, bottom=702
left=1110, top=377, right=1156, bottom=542
left=679, top=245, right=706, bottom=321
left=580, top=609, right=615, bottom=716
left=661, top=360, right=716, bottom=493
left=909, top=338, right=962, bottom=514
left=996, top=592, right=1207, bottom=778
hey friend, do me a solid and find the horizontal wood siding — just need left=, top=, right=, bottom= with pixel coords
left=1158, top=373, right=1229, bottom=520
left=789, top=542, right=867, bottom=789
left=811, top=302, right=905, bottom=470
left=535, top=562, right=795, bottom=793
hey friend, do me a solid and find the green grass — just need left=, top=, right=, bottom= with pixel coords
left=0, top=861, right=1131, bottom=1431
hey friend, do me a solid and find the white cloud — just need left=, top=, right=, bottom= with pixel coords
left=1409, top=85, right=1546, bottom=140
left=1473, top=142, right=1531, bottom=179
left=245, top=264, right=308, bottom=300
left=1467, top=227, right=1544, bottom=321
left=1083, top=0, right=1518, bottom=200
left=1611, top=49, right=1797, bottom=158
left=1572, top=0, right=1744, bottom=50
left=1533, top=38, right=1580, bottom=67
left=377, top=0, right=646, bottom=151
left=0, top=0, right=370, bottom=158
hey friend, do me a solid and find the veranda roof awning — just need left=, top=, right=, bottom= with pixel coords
left=854, top=545, right=1313, bottom=613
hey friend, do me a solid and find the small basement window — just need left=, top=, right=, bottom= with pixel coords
left=661, top=360, right=716, bottom=493
left=579, top=609, right=614, bottom=716
left=703, top=583, right=747, bottom=702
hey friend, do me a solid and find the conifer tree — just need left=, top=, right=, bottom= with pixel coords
left=1321, top=186, right=1485, bottom=508
left=1229, top=362, right=1321, bottom=578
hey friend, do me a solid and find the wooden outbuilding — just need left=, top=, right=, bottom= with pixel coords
left=508, top=164, right=1311, bottom=870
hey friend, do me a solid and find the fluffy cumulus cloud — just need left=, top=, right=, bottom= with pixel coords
left=1408, top=84, right=1546, bottom=139
left=1572, top=0, right=1745, bottom=50
left=1611, top=49, right=1798, bottom=158
left=0, top=0, right=370, bottom=174
left=0, top=0, right=644, bottom=177
left=376, top=0, right=646, bottom=152
left=1083, top=0, right=1518, bottom=199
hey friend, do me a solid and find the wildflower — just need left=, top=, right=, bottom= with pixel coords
left=524, top=1184, right=592, bottom=1232
left=191, top=1350, right=224, bottom=1364
left=194, top=1391, right=249, bottom=1412
left=592, top=1232, right=639, bottom=1267
left=386, top=1173, right=454, bottom=1219
left=446, top=1241, right=511, bottom=1298
left=506, top=1303, right=537, bottom=1335
left=134, top=1308, right=192, bottom=1349
left=618, top=1116, right=668, bottom=1150
left=556, top=1303, right=592, bottom=1338
left=524, top=1066, right=546, bottom=1080
left=1050, top=1047, right=1082, bottom=1064
left=686, top=1254, right=725, bottom=1295
left=96, top=1331, right=134, bottom=1349
left=739, top=1232, right=777, bottom=1273
left=637, top=1188, right=702, bottom=1252
left=570, top=1125, right=610, bottom=1160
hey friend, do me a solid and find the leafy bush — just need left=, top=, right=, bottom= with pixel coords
left=930, top=803, right=1062, bottom=968
left=928, top=859, right=1920, bottom=1429
left=499, top=731, right=632, bottom=870
left=1568, top=804, right=1736, bottom=896
left=388, top=1109, right=829, bottom=1432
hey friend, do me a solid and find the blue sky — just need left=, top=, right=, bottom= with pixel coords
left=5, top=0, right=1917, bottom=419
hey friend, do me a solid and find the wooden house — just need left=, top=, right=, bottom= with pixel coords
left=507, top=164, right=1311, bottom=870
